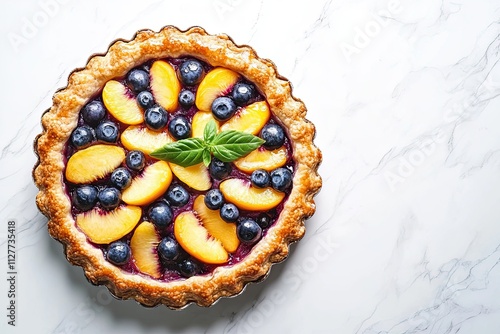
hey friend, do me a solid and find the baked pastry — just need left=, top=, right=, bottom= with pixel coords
left=33, top=26, right=321, bottom=309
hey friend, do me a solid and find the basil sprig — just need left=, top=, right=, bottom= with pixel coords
left=150, top=120, right=265, bottom=167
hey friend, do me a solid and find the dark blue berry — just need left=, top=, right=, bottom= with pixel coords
left=211, top=97, right=237, bottom=121
left=126, top=150, right=146, bottom=171
left=168, top=116, right=191, bottom=140
left=220, top=203, right=239, bottom=223
left=165, top=185, right=189, bottom=207
left=148, top=201, right=173, bottom=228
left=209, top=158, right=231, bottom=180
left=178, top=59, right=204, bottom=86
left=82, top=101, right=106, bottom=126
left=137, top=91, right=155, bottom=109
left=157, top=237, right=180, bottom=262
left=96, top=121, right=119, bottom=143
left=270, top=168, right=292, bottom=192
left=145, top=105, right=168, bottom=130
left=110, top=168, right=132, bottom=190
left=260, top=123, right=285, bottom=150
left=178, top=90, right=195, bottom=108
left=98, top=187, right=121, bottom=210
left=72, top=185, right=98, bottom=211
left=237, top=218, right=262, bottom=243
left=231, top=83, right=254, bottom=106
left=204, top=189, right=225, bottom=210
left=251, top=169, right=270, bottom=188
left=71, top=125, right=95, bottom=148
left=178, top=259, right=200, bottom=277
left=126, top=69, right=150, bottom=93
left=257, top=213, right=273, bottom=229
left=107, top=241, right=131, bottom=266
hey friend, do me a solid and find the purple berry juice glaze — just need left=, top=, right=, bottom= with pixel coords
left=63, top=56, right=296, bottom=281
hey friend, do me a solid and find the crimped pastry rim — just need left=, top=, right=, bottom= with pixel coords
left=33, top=25, right=322, bottom=309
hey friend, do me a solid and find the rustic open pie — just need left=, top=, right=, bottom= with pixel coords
left=33, top=26, right=322, bottom=309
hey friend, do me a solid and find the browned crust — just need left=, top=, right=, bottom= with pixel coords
left=33, top=25, right=322, bottom=309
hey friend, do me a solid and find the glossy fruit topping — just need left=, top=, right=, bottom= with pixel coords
left=82, top=101, right=106, bottom=126
left=102, top=80, right=144, bottom=125
left=150, top=60, right=181, bottom=112
left=219, top=178, right=285, bottom=211
left=191, top=111, right=220, bottom=138
left=169, top=162, right=211, bottom=191
left=130, top=221, right=162, bottom=278
left=208, top=157, right=231, bottom=180
left=233, top=147, right=288, bottom=173
left=157, top=237, right=180, bottom=262
left=260, top=123, right=285, bottom=150
left=178, top=89, right=195, bottom=108
left=66, top=145, right=125, bottom=184
left=125, top=150, right=146, bottom=171
left=126, top=69, right=150, bottom=93
left=144, top=105, right=168, bottom=130
left=270, top=167, right=293, bottom=192
left=165, top=184, right=190, bottom=207
left=220, top=101, right=270, bottom=135
left=204, top=189, right=224, bottom=210
left=168, top=115, right=191, bottom=140
left=110, top=167, right=132, bottom=190
left=72, top=185, right=98, bottom=211
left=178, top=59, right=204, bottom=86
left=148, top=201, right=173, bottom=228
left=195, top=67, right=239, bottom=112
left=98, top=187, right=121, bottom=210
left=250, top=169, right=271, bottom=188
left=107, top=241, right=131, bottom=266
left=211, top=96, right=237, bottom=121
left=71, top=125, right=95, bottom=148
left=96, top=121, right=119, bottom=143
left=220, top=203, right=239, bottom=223
left=121, top=125, right=173, bottom=155
left=237, top=218, right=262, bottom=243
left=137, top=91, right=155, bottom=109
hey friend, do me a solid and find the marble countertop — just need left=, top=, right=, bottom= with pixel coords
left=2, top=0, right=500, bottom=333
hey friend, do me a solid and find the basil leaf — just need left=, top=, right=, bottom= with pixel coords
left=150, top=138, right=205, bottom=167
left=202, top=148, right=212, bottom=166
left=211, top=130, right=265, bottom=162
left=204, top=119, right=217, bottom=144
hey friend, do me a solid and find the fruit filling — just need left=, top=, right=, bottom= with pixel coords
left=63, top=57, right=295, bottom=281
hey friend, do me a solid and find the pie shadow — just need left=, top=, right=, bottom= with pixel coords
left=46, top=230, right=296, bottom=331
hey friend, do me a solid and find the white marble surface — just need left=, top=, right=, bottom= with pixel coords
left=2, top=0, right=500, bottom=333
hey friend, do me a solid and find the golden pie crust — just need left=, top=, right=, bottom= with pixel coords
left=33, top=26, right=322, bottom=309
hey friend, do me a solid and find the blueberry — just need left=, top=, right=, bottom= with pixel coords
left=98, top=187, right=121, bottom=210
left=178, top=90, right=195, bottom=108
left=82, top=101, right=106, bottom=126
left=157, top=237, right=180, bottom=262
left=148, top=201, right=173, bottom=228
left=72, top=185, right=98, bottom=211
left=204, top=189, right=225, bottom=210
left=168, top=116, right=191, bottom=140
left=126, top=150, right=146, bottom=171
left=165, top=185, right=189, bottom=207
left=110, top=167, right=132, bottom=190
left=251, top=169, right=270, bottom=188
left=126, top=69, right=150, bottom=93
left=178, top=259, right=200, bottom=278
left=211, top=97, right=237, bottom=121
left=270, top=168, right=293, bottom=192
left=178, top=59, right=204, bottom=86
left=137, top=91, right=155, bottom=109
left=209, top=158, right=232, bottom=180
left=257, top=213, right=273, bottom=229
left=71, top=125, right=95, bottom=148
left=237, top=218, right=262, bottom=243
left=231, top=83, right=254, bottom=106
left=260, top=123, right=285, bottom=150
left=107, top=241, right=131, bottom=266
left=145, top=105, right=168, bottom=130
left=220, top=203, right=239, bottom=223
left=96, top=121, right=119, bottom=143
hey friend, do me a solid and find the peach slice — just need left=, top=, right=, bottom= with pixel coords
left=102, top=80, right=144, bottom=125
left=168, top=162, right=211, bottom=191
left=193, top=196, right=239, bottom=253
left=66, top=145, right=125, bottom=184
left=174, top=212, right=228, bottom=264
left=195, top=67, right=239, bottom=111
left=191, top=111, right=220, bottom=138
left=220, top=178, right=285, bottom=211
left=130, top=221, right=162, bottom=278
left=220, top=101, right=271, bottom=135
left=122, top=161, right=172, bottom=206
left=234, top=147, right=288, bottom=173
left=76, top=205, right=142, bottom=244
left=150, top=60, right=181, bottom=112
left=121, top=125, right=173, bottom=155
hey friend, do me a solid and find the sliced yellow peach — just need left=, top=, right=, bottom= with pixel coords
left=220, top=178, right=285, bottom=211
left=102, top=80, right=144, bottom=125
left=191, top=111, right=220, bottom=138
left=174, top=211, right=228, bottom=264
left=168, top=162, right=211, bottom=191
left=195, top=67, right=239, bottom=112
left=234, top=147, right=288, bottom=173
left=193, top=196, right=239, bottom=253
left=122, top=161, right=172, bottom=206
left=150, top=60, right=181, bottom=112
left=76, top=205, right=142, bottom=244
left=220, top=101, right=270, bottom=135
left=66, top=145, right=125, bottom=184
left=130, top=221, right=162, bottom=278
left=121, top=125, right=173, bottom=155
